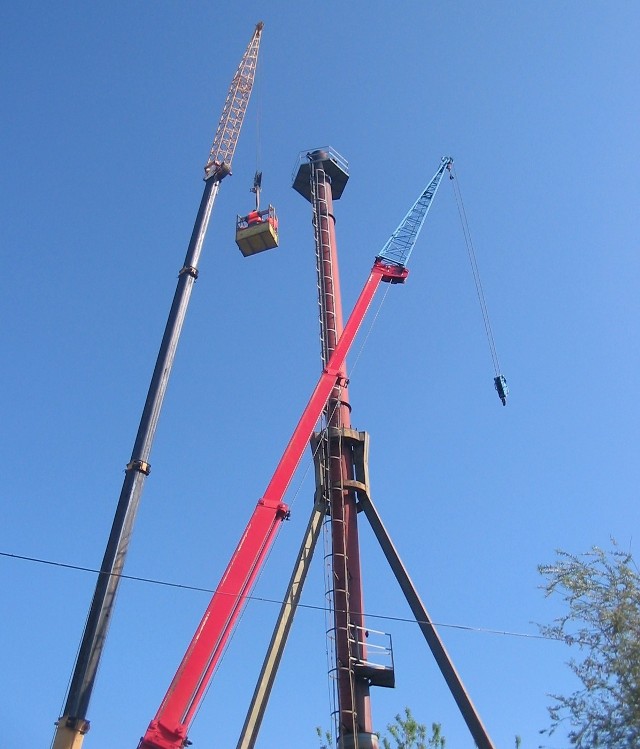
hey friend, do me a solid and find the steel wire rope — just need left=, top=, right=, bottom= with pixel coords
left=183, top=385, right=349, bottom=712
left=51, top=607, right=91, bottom=749
left=219, top=383, right=346, bottom=618
left=2, top=550, right=568, bottom=644
left=183, top=389, right=347, bottom=736
left=281, top=383, right=347, bottom=513
left=181, top=371, right=317, bottom=728
left=450, top=167, right=501, bottom=376
left=345, top=279, right=394, bottom=379
left=255, top=51, right=262, bottom=177
left=185, top=396, right=345, bottom=727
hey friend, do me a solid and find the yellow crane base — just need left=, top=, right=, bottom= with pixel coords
left=52, top=716, right=90, bottom=749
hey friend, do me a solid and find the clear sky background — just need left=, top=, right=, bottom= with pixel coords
left=2, top=3, right=639, bottom=748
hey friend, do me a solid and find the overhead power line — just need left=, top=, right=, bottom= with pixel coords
left=2, top=550, right=564, bottom=645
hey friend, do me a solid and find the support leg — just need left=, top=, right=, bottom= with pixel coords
left=359, top=488, right=496, bottom=749
left=235, top=497, right=326, bottom=749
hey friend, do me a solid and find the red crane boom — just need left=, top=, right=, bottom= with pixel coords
left=138, top=258, right=407, bottom=749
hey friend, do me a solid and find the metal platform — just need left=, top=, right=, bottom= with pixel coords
left=235, top=204, right=279, bottom=257
left=292, top=146, right=349, bottom=202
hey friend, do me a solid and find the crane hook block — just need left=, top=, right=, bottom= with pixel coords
left=494, top=375, right=509, bottom=406
left=235, top=204, right=279, bottom=257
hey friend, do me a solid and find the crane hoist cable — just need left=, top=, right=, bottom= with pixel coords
left=250, top=49, right=263, bottom=212
left=450, top=165, right=509, bottom=405
left=254, top=49, right=263, bottom=180
left=234, top=50, right=281, bottom=258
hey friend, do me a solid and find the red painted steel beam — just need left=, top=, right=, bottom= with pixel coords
left=262, top=260, right=406, bottom=506
left=140, top=500, right=286, bottom=749
left=138, top=259, right=406, bottom=749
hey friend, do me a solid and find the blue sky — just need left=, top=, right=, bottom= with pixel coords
left=2, top=3, right=639, bottom=748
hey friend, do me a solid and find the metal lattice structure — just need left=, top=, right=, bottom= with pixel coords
left=205, top=22, right=263, bottom=178
left=377, top=156, right=453, bottom=266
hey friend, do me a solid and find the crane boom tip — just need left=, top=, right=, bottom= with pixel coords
left=256, top=21, right=264, bottom=32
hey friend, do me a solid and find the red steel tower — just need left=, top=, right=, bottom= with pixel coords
left=294, top=149, right=378, bottom=749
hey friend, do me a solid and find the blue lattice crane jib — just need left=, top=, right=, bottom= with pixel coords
left=376, top=156, right=453, bottom=268
left=376, top=156, right=509, bottom=407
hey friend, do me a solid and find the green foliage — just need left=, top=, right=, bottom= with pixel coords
left=315, top=725, right=332, bottom=749
left=380, top=707, right=445, bottom=749
left=317, top=709, right=445, bottom=749
left=538, top=544, right=640, bottom=747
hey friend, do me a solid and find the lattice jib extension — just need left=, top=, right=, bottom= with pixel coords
left=204, top=22, right=263, bottom=179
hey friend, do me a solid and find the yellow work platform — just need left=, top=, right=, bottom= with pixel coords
left=235, top=205, right=279, bottom=257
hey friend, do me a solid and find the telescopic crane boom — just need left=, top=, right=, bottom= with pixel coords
left=137, top=155, right=454, bottom=749
left=52, top=23, right=264, bottom=749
